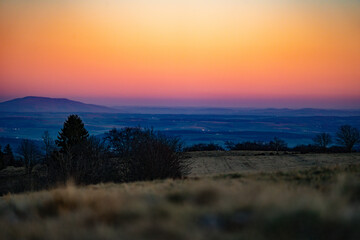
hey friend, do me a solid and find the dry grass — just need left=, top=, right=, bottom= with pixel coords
left=189, top=151, right=360, bottom=176
left=1, top=162, right=360, bottom=240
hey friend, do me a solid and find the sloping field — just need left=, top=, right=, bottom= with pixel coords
left=1, top=163, right=360, bottom=240
left=188, top=151, right=360, bottom=176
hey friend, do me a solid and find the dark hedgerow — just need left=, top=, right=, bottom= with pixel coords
left=183, top=143, right=224, bottom=152
left=105, top=127, right=190, bottom=182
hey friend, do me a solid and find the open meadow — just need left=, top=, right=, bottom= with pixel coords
left=1, top=152, right=360, bottom=240
left=189, top=151, right=360, bottom=176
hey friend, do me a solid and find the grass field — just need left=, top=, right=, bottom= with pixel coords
left=189, top=151, right=360, bottom=176
left=0, top=152, right=360, bottom=240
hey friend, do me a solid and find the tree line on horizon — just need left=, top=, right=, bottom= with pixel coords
left=0, top=114, right=359, bottom=190
left=184, top=126, right=360, bottom=153
left=0, top=115, right=190, bottom=189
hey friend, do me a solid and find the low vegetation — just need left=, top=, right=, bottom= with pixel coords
left=0, top=114, right=359, bottom=239
left=1, top=164, right=360, bottom=240
left=0, top=114, right=359, bottom=195
left=183, top=143, right=225, bottom=152
left=1, top=115, right=189, bottom=190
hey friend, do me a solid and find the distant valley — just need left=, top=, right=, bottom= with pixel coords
left=0, top=96, right=360, bottom=149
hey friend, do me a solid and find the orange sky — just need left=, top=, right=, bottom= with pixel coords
left=0, top=0, right=359, bottom=107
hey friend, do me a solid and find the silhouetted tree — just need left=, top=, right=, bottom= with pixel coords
left=313, top=133, right=332, bottom=150
left=48, top=115, right=90, bottom=183
left=336, top=125, right=360, bottom=152
left=48, top=115, right=112, bottom=184
left=3, top=144, right=15, bottom=167
left=42, top=130, right=55, bottom=164
left=105, top=127, right=189, bottom=182
left=18, top=139, right=40, bottom=174
left=105, top=127, right=143, bottom=157
left=78, top=136, right=110, bottom=183
left=0, top=145, right=4, bottom=170
left=269, top=137, right=287, bottom=154
left=49, top=136, right=109, bottom=184
left=55, top=114, right=89, bottom=153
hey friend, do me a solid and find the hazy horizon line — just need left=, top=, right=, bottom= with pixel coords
left=0, top=95, right=360, bottom=110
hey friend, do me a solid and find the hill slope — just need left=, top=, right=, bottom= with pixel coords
left=1, top=162, right=360, bottom=240
left=0, top=96, right=117, bottom=113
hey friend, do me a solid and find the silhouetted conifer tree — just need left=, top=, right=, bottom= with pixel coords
left=49, top=115, right=96, bottom=184
left=55, top=115, right=89, bottom=152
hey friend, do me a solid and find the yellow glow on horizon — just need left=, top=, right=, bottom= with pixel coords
left=0, top=0, right=359, bottom=103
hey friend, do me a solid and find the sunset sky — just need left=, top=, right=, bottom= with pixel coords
left=0, top=0, right=359, bottom=108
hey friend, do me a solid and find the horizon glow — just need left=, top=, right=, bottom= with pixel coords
left=0, top=0, right=360, bottom=108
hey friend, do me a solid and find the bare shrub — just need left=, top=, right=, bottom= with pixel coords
left=336, top=125, right=360, bottom=152
left=269, top=137, right=288, bottom=154
left=18, top=139, right=41, bottom=174
left=105, top=127, right=190, bottom=182
left=313, top=133, right=332, bottom=150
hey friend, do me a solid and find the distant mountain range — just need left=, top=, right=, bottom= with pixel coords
left=0, top=96, right=359, bottom=116
left=113, top=106, right=360, bottom=116
left=0, top=96, right=117, bottom=113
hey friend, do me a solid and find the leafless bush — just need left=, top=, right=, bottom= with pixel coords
left=269, top=137, right=288, bottom=153
left=18, top=139, right=41, bottom=174
left=336, top=125, right=360, bottom=152
left=105, top=127, right=190, bottom=182
left=313, top=133, right=332, bottom=149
